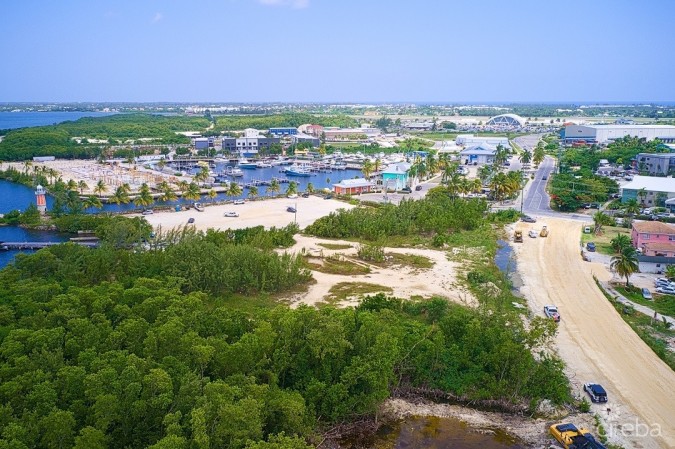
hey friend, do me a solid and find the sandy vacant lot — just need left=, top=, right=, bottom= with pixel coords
left=283, top=235, right=474, bottom=308
left=140, top=196, right=354, bottom=232
left=514, top=218, right=675, bottom=449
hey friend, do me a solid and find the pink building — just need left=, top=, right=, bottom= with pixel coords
left=631, top=221, right=675, bottom=257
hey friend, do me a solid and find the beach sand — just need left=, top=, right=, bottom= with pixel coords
left=139, top=196, right=354, bottom=232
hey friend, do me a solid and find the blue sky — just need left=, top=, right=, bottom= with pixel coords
left=1, top=0, right=674, bottom=103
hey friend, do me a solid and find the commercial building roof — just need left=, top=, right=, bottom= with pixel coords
left=460, top=143, right=497, bottom=155
left=632, top=221, right=675, bottom=234
left=333, top=178, right=373, bottom=188
left=621, top=175, right=675, bottom=193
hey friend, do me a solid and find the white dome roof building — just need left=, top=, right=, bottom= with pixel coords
left=486, top=114, right=525, bottom=127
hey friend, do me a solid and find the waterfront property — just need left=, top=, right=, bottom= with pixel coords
left=291, top=133, right=321, bottom=147
left=221, top=128, right=281, bottom=156
left=620, top=175, right=675, bottom=206
left=332, top=178, right=374, bottom=195
left=631, top=221, right=675, bottom=256
left=381, top=162, right=411, bottom=191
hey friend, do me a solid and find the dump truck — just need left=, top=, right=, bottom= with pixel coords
left=540, top=225, right=549, bottom=237
left=549, top=423, right=607, bottom=449
left=514, top=230, right=523, bottom=242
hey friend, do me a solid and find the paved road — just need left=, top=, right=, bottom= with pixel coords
left=522, top=156, right=555, bottom=214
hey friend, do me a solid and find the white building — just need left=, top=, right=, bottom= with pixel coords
left=459, top=143, right=497, bottom=165
left=456, top=134, right=510, bottom=149
left=621, top=175, right=675, bottom=206
left=563, top=125, right=675, bottom=145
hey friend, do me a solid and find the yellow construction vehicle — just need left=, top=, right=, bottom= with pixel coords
left=514, top=230, right=523, bottom=242
left=549, top=423, right=607, bottom=449
left=540, top=225, right=549, bottom=237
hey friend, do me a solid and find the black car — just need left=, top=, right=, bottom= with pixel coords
left=187, top=217, right=195, bottom=224
left=586, top=242, right=596, bottom=252
left=401, top=186, right=412, bottom=193
left=583, top=383, right=607, bottom=403
left=542, top=175, right=548, bottom=180
left=301, top=193, right=310, bottom=198
left=521, top=215, right=537, bottom=223
left=415, top=185, right=423, bottom=191
left=286, top=206, right=296, bottom=213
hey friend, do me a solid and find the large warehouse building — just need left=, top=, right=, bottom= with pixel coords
left=563, top=124, right=675, bottom=145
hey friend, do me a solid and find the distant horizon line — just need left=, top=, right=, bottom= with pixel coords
left=2, top=101, right=675, bottom=106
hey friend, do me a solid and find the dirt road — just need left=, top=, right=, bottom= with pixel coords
left=515, top=218, right=674, bottom=449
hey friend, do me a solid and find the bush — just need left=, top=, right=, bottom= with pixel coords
left=357, top=243, right=385, bottom=262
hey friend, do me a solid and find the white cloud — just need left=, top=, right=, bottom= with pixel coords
left=152, top=12, right=164, bottom=23
left=257, top=0, right=309, bottom=9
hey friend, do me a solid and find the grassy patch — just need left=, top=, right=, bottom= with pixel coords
left=597, top=280, right=675, bottom=371
left=386, top=252, right=435, bottom=269
left=317, top=242, right=353, bottom=250
left=615, top=285, right=675, bottom=317
left=580, top=226, right=630, bottom=256
left=305, top=255, right=371, bottom=276
left=324, top=282, right=393, bottom=304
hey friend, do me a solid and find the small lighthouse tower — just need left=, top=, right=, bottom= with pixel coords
left=35, top=185, right=47, bottom=214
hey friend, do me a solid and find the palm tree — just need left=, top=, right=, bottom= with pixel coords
left=610, top=234, right=632, bottom=254
left=67, top=179, right=78, bottom=191
left=83, top=195, right=103, bottom=210
left=160, top=184, right=177, bottom=203
left=665, top=264, right=675, bottom=281
left=268, top=179, right=280, bottom=197
left=184, top=182, right=202, bottom=202
left=592, top=211, right=612, bottom=235
left=610, top=246, right=640, bottom=287
left=121, top=183, right=132, bottom=194
left=207, top=188, right=218, bottom=203
left=362, top=160, right=374, bottom=179
left=177, top=180, right=189, bottom=197
left=248, top=185, right=259, bottom=200
left=306, top=182, right=315, bottom=194
left=623, top=198, right=640, bottom=215
left=194, top=166, right=209, bottom=184
left=493, top=144, right=510, bottom=167
left=286, top=181, right=298, bottom=196
left=94, top=180, right=108, bottom=198
left=157, top=159, right=167, bottom=171
left=78, top=180, right=88, bottom=194
left=133, top=183, right=154, bottom=209
left=109, top=186, right=130, bottom=205
left=533, top=146, right=545, bottom=167
left=373, top=158, right=382, bottom=175
left=519, top=149, right=532, bottom=165
left=227, top=181, right=242, bottom=200
left=637, top=188, right=648, bottom=207
left=477, top=165, right=492, bottom=184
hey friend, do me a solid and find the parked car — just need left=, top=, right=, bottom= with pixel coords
left=586, top=242, right=596, bottom=252
left=415, top=185, right=423, bottom=191
left=286, top=206, right=297, bottom=213
left=401, top=186, right=412, bottom=193
left=528, top=230, right=538, bottom=238
left=544, top=305, right=560, bottom=322
left=521, top=215, right=537, bottom=223
left=233, top=199, right=245, bottom=205
left=541, top=175, right=548, bottom=180
left=655, top=286, right=675, bottom=295
left=301, top=193, right=310, bottom=198
left=287, top=194, right=298, bottom=199
left=641, top=288, right=653, bottom=300
left=583, top=383, right=608, bottom=403
left=223, top=211, right=239, bottom=217
left=187, top=217, right=195, bottom=224
left=323, top=194, right=333, bottom=200
left=141, top=209, right=154, bottom=215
